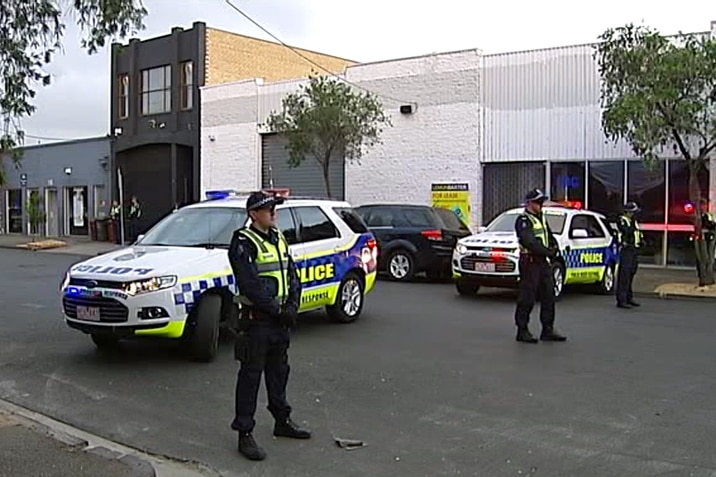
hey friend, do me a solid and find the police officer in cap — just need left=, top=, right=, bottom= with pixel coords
left=514, top=188, right=567, bottom=343
left=615, top=201, right=643, bottom=309
left=228, top=191, right=311, bottom=461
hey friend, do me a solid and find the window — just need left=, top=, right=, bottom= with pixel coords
left=140, top=65, right=171, bottom=115
left=486, top=212, right=567, bottom=235
left=550, top=162, right=585, bottom=205
left=137, top=207, right=246, bottom=247
left=588, top=161, right=624, bottom=220
left=434, top=207, right=470, bottom=232
left=277, top=208, right=298, bottom=244
left=569, top=214, right=606, bottom=238
left=668, top=160, right=709, bottom=225
left=627, top=160, right=665, bottom=224
left=295, top=206, right=339, bottom=243
left=332, top=207, right=369, bottom=234
left=118, top=74, right=129, bottom=119
left=180, top=61, right=193, bottom=110
left=7, top=189, right=22, bottom=233
left=356, top=206, right=392, bottom=227
left=396, top=207, right=435, bottom=228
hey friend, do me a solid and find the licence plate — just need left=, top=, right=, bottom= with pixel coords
left=473, top=262, right=495, bottom=272
left=77, top=306, right=100, bottom=321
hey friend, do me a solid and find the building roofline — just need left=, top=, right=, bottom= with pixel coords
left=205, top=26, right=359, bottom=64
left=348, top=47, right=483, bottom=69
left=17, top=135, right=110, bottom=151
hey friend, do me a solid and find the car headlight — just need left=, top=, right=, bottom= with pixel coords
left=455, top=243, right=468, bottom=255
left=124, top=276, right=177, bottom=296
left=60, top=271, right=71, bottom=291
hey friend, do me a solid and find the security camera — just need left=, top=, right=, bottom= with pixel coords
left=64, top=167, right=72, bottom=175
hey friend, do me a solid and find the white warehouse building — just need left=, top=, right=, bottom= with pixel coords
left=201, top=22, right=716, bottom=268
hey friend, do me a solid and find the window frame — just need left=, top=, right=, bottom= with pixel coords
left=179, top=61, right=193, bottom=111
left=118, top=74, right=130, bottom=119
left=293, top=205, right=340, bottom=244
left=140, top=65, right=172, bottom=116
left=569, top=213, right=607, bottom=239
left=277, top=207, right=299, bottom=245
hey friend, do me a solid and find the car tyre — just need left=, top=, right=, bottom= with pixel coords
left=551, top=261, right=566, bottom=301
left=386, top=249, right=415, bottom=281
left=90, top=333, right=120, bottom=350
left=455, top=280, right=480, bottom=296
left=596, top=263, right=616, bottom=295
left=186, top=294, right=221, bottom=362
left=327, top=272, right=365, bottom=324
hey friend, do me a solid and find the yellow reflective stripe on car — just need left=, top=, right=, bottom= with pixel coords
left=134, top=320, right=186, bottom=338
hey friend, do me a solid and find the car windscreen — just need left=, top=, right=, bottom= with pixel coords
left=486, top=212, right=566, bottom=235
left=137, top=206, right=247, bottom=247
left=434, top=207, right=470, bottom=231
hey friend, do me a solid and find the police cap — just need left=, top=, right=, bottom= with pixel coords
left=624, top=201, right=640, bottom=213
left=246, top=191, right=285, bottom=211
left=524, top=188, right=548, bottom=203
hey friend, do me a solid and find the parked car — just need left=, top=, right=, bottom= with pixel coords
left=452, top=203, right=620, bottom=299
left=355, top=204, right=472, bottom=281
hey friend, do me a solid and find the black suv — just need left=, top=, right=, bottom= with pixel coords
left=355, top=204, right=472, bottom=281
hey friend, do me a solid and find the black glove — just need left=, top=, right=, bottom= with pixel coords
left=278, top=304, right=298, bottom=328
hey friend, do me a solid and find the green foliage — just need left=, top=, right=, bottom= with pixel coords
left=0, top=0, right=147, bottom=186
left=26, top=190, right=46, bottom=236
left=265, top=74, right=392, bottom=198
left=593, top=23, right=716, bottom=166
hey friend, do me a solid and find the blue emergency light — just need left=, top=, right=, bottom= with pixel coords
left=205, top=190, right=236, bottom=200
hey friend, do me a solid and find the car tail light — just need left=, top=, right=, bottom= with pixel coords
left=421, top=229, right=443, bottom=241
left=363, top=238, right=379, bottom=263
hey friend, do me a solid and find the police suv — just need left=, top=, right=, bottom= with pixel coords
left=60, top=191, right=379, bottom=362
left=452, top=203, right=619, bottom=299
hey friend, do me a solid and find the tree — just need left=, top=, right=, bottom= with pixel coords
left=264, top=74, right=392, bottom=198
left=594, top=23, right=716, bottom=286
left=0, top=0, right=147, bottom=186
left=26, top=189, right=46, bottom=238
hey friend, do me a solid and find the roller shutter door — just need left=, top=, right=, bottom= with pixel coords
left=482, top=162, right=546, bottom=224
left=261, top=133, right=345, bottom=199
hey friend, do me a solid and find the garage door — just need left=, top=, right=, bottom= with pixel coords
left=261, top=133, right=345, bottom=199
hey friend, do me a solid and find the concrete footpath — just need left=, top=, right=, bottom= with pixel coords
left=0, top=399, right=219, bottom=477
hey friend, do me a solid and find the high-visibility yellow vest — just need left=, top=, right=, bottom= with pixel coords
left=620, top=215, right=642, bottom=247
left=519, top=213, right=548, bottom=253
left=236, top=227, right=290, bottom=306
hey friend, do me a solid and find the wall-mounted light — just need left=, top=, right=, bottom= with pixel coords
left=113, top=127, right=123, bottom=136
left=208, top=135, right=216, bottom=142
left=64, top=167, right=72, bottom=175
left=400, top=104, right=416, bottom=115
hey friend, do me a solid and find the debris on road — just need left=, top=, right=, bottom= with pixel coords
left=334, top=437, right=366, bottom=450
left=16, top=239, right=67, bottom=251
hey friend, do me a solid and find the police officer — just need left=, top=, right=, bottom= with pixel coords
left=697, top=197, right=716, bottom=286
left=514, top=189, right=567, bottom=344
left=228, top=191, right=311, bottom=461
left=615, top=201, right=643, bottom=309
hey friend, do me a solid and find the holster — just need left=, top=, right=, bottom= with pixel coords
left=233, top=330, right=250, bottom=362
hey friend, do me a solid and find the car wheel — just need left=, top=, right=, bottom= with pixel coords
left=386, top=250, right=415, bottom=281
left=596, top=263, right=616, bottom=295
left=186, top=294, right=221, bottom=362
left=327, top=273, right=365, bottom=323
left=455, top=280, right=480, bottom=296
left=90, top=333, right=120, bottom=350
left=552, top=261, right=566, bottom=300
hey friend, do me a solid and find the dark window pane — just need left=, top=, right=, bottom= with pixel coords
left=8, top=189, right=23, bottom=233
left=637, top=230, right=665, bottom=265
left=668, top=160, right=710, bottom=225
left=550, top=162, right=585, bottom=205
left=588, top=161, right=624, bottom=220
left=666, top=232, right=700, bottom=267
left=569, top=214, right=606, bottom=238
left=295, top=206, right=338, bottom=243
left=332, top=207, right=369, bottom=234
left=398, top=207, right=435, bottom=228
left=482, top=162, right=545, bottom=225
left=627, top=161, right=665, bottom=224
left=277, top=208, right=298, bottom=244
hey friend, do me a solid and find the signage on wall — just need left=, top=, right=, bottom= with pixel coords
left=430, top=183, right=471, bottom=227
left=556, top=175, right=581, bottom=189
left=20, top=173, right=27, bottom=187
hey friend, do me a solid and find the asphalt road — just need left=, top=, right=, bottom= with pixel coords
left=1, top=248, right=716, bottom=477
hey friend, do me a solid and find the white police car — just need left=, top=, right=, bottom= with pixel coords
left=60, top=191, right=379, bottom=362
left=452, top=203, right=619, bottom=299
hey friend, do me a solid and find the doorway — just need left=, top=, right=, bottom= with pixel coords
left=45, top=188, right=59, bottom=237
left=6, top=189, right=23, bottom=234
left=65, top=186, right=88, bottom=236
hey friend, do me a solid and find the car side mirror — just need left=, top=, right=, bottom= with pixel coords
left=134, top=234, right=145, bottom=243
left=477, top=226, right=487, bottom=233
left=571, top=229, right=589, bottom=239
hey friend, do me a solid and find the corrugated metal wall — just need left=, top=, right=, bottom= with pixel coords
left=482, top=45, right=636, bottom=163
left=261, top=133, right=345, bottom=199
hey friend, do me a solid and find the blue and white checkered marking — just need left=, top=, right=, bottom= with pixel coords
left=173, top=273, right=237, bottom=314
left=562, top=245, right=617, bottom=269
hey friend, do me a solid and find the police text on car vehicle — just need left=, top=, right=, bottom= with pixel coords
left=452, top=202, right=619, bottom=298
left=59, top=191, right=379, bottom=361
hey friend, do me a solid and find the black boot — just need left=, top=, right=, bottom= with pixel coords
left=540, top=328, right=567, bottom=342
left=627, top=300, right=640, bottom=307
left=238, top=432, right=266, bottom=461
left=516, top=328, right=538, bottom=343
left=273, top=418, right=311, bottom=439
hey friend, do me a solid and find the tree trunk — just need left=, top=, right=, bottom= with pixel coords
left=322, top=162, right=332, bottom=199
left=688, top=160, right=714, bottom=286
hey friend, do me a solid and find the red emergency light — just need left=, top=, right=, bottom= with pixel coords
left=683, top=202, right=695, bottom=214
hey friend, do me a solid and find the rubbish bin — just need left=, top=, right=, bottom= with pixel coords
left=107, top=220, right=117, bottom=244
left=96, top=219, right=108, bottom=242
left=90, top=220, right=98, bottom=241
